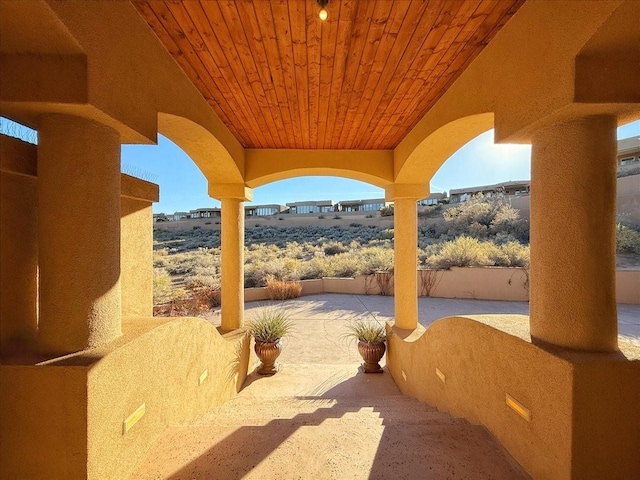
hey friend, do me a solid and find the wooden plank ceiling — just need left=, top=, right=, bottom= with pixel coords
left=134, top=0, right=524, bottom=150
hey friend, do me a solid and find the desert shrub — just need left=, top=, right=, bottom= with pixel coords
left=425, top=236, right=496, bottom=269
left=324, top=241, right=348, bottom=256
left=333, top=214, right=342, bottom=219
left=496, top=241, right=530, bottom=267
left=265, top=276, right=302, bottom=300
left=318, top=215, right=325, bottom=219
left=298, top=257, right=333, bottom=279
left=331, top=255, right=361, bottom=277
left=380, top=205, right=394, bottom=216
left=161, top=286, right=220, bottom=317
left=425, top=236, right=531, bottom=269
left=358, top=246, right=393, bottom=274
left=185, top=274, right=220, bottom=290
left=365, top=214, right=374, bottom=218
left=349, top=222, right=363, bottom=228
left=205, top=221, right=212, bottom=225
left=429, top=194, right=530, bottom=243
left=418, top=205, right=442, bottom=217
left=618, top=166, right=640, bottom=178
left=153, top=268, right=172, bottom=304
left=375, top=228, right=394, bottom=240
left=617, top=223, right=640, bottom=254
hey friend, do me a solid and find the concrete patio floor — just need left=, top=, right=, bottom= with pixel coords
left=131, top=296, right=639, bottom=479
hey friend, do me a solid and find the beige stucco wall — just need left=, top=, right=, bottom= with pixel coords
left=423, top=267, right=530, bottom=301
left=0, top=365, right=88, bottom=479
left=87, top=317, right=249, bottom=479
left=121, top=196, right=155, bottom=317
left=386, top=316, right=640, bottom=479
left=0, top=137, right=38, bottom=357
left=242, top=269, right=639, bottom=305
left=617, top=270, right=640, bottom=304
left=0, top=137, right=160, bottom=357
left=0, top=317, right=249, bottom=480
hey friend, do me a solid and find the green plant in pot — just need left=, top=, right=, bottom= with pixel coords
left=345, top=320, right=386, bottom=373
left=247, top=307, right=293, bottom=375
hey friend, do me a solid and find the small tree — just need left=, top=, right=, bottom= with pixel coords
left=380, top=204, right=394, bottom=216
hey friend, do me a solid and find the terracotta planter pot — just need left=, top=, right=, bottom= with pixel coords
left=357, top=340, right=386, bottom=373
left=254, top=340, right=283, bottom=375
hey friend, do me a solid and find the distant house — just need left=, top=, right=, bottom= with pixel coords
left=618, top=136, right=640, bottom=175
left=245, top=204, right=285, bottom=217
left=190, top=207, right=221, bottom=219
left=420, top=193, right=448, bottom=206
left=152, top=213, right=169, bottom=223
left=336, top=198, right=388, bottom=212
left=172, top=211, right=190, bottom=221
left=286, top=200, right=334, bottom=214
left=449, top=180, right=530, bottom=203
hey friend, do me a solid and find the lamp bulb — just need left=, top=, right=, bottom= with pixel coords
left=319, top=8, right=328, bottom=21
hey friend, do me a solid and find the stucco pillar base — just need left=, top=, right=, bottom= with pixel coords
left=386, top=186, right=427, bottom=331
left=530, top=116, right=618, bottom=352
left=213, top=185, right=252, bottom=331
left=38, top=114, right=122, bottom=354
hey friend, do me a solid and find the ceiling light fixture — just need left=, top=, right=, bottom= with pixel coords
left=317, top=0, right=329, bottom=21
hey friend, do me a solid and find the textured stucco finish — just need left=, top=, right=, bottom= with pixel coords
left=37, top=115, right=122, bottom=354
left=0, top=139, right=38, bottom=356
left=220, top=197, right=246, bottom=330
left=530, top=116, right=618, bottom=352
left=386, top=316, right=640, bottom=479
left=0, top=365, right=88, bottom=479
left=0, top=317, right=249, bottom=480
left=392, top=198, right=419, bottom=329
left=121, top=197, right=154, bottom=317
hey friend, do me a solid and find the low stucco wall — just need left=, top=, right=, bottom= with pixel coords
left=617, top=269, right=640, bottom=304
left=0, top=317, right=250, bottom=480
left=243, top=268, right=639, bottom=305
left=421, top=267, right=529, bottom=301
left=386, top=316, right=640, bottom=479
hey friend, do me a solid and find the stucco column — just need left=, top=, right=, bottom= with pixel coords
left=211, top=184, right=253, bottom=331
left=38, top=114, right=122, bottom=354
left=386, top=185, right=429, bottom=330
left=530, top=116, right=618, bottom=352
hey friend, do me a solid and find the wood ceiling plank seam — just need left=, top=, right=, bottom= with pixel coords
left=234, top=0, right=290, bottom=148
left=173, top=1, right=260, bottom=147
left=385, top=0, right=508, bottom=146
left=350, top=0, right=418, bottom=149
left=305, top=4, right=322, bottom=149
left=365, top=0, right=447, bottom=148
left=352, top=2, right=452, bottom=147
left=145, top=2, right=252, bottom=145
left=134, top=2, right=237, bottom=138
left=323, top=0, right=358, bottom=149
left=218, top=0, right=285, bottom=148
left=338, top=0, right=394, bottom=148
left=316, top=0, right=343, bottom=149
left=352, top=0, right=429, bottom=149
left=331, top=0, right=378, bottom=148
left=288, top=0, right=311, bottom=149
left=252, top=1, right=297, bottom=150
left=366, top=1, right=446, bottom=149
left=393, top=0, right=525, bottom=147
left=373, top=0, right=466, bottom=148
left=197, top=1, right=274, bottom=148
left=270, top=0, right=304, bottom=149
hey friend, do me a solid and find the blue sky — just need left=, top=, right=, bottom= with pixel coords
left=1, top=117, right=638, bottom=214
left=121, top=120, right=639, bottom=214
